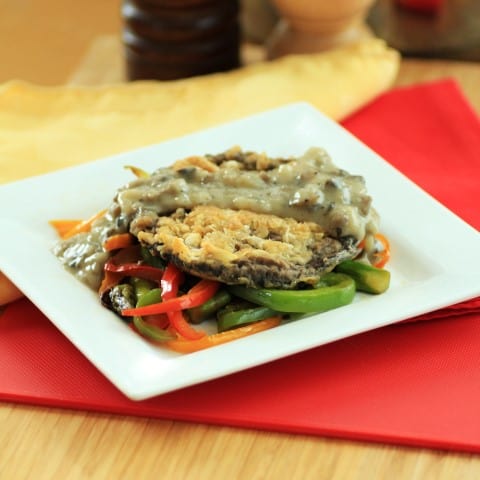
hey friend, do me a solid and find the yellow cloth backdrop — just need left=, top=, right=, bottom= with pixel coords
left=0, top=39, right=399, bottom=184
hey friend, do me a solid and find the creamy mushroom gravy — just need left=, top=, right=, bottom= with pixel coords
left=53, top=147, right=379, bottom=290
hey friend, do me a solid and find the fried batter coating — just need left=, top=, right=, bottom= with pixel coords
left=136, top=205, right=357, bottom=289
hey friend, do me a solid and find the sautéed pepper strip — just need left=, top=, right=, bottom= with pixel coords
left=160, top=263, right=207, bottom=340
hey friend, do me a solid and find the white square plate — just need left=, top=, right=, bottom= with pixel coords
left=1, top=103, right=479, bottom=400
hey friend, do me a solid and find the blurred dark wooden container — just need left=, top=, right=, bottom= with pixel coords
left=122, top=0, right=241, bottom=80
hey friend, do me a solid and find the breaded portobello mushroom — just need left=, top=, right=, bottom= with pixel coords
left=135, top=206, right=357, bottom=289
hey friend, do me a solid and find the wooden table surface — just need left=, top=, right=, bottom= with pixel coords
left=1, top=2, right=480, bottom=479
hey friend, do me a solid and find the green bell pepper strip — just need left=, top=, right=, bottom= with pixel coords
left=136, top=287, right=162, bottom=307
left=131, top=279, right=173, bottom=342
left=130, top=277, right=157, bottom=303
left=334, top=260, right=390, bottom=294
left=217, top=305, right=280, bottom=332
left=227, top=272, right=356, bottom=313
left=186, top=290, right=232, bottom=324
left=133, top=316, right=175, bottom=342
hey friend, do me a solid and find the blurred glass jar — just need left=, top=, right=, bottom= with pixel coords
left=122, top=0, right=241, bottom=81
left=368, top=0, right=480, bottom=61
left=241, top=0, right=278, bottom=44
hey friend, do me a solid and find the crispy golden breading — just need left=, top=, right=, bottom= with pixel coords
left=136, top=205, right=357, bottom=289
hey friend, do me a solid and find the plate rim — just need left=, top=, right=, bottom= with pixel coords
left=1, top=102, right=479, bottom=400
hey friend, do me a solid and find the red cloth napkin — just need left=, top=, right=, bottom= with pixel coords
left=343, top=78, right=480, bottom=322
left=1, top=79, right=480, bottom=452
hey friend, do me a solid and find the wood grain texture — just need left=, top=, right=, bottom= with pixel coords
left=1, top=1, right=480, bottom=478
left=2, top=403, right=480, bottom=480
left=396, top=58, right=480, bottom=113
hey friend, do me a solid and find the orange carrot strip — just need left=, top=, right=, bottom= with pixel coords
left=62, top=209, right=107, bottom=239
left=49, top=219, right=83, bottom=239
left=373, top=233, right=391, bottom=268
left=124, top=165, right=150, bottom=178
left=166, top=317, right=281, bottom=354
left=103, top=233, right=134, bottom=252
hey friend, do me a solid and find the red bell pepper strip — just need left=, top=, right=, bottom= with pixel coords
left=160, top=263, right=184, bottom=299
left=104, top=261, right=165, bottom=283
left=143, top=313, right=170, bottom=330
left=167, top=309, right=206, bottom=340
left=159, top=263, right=206, bottom=340
left=99, top=264, right=164, bottom=297
left=99, top=246, right=163, bottom=296
left=121, top=276, right=220, bottom=317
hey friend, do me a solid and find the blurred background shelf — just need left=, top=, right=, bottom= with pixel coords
left=1, top=0, right=479, bottom=86
left=368, top=0, right=480, bottom=61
